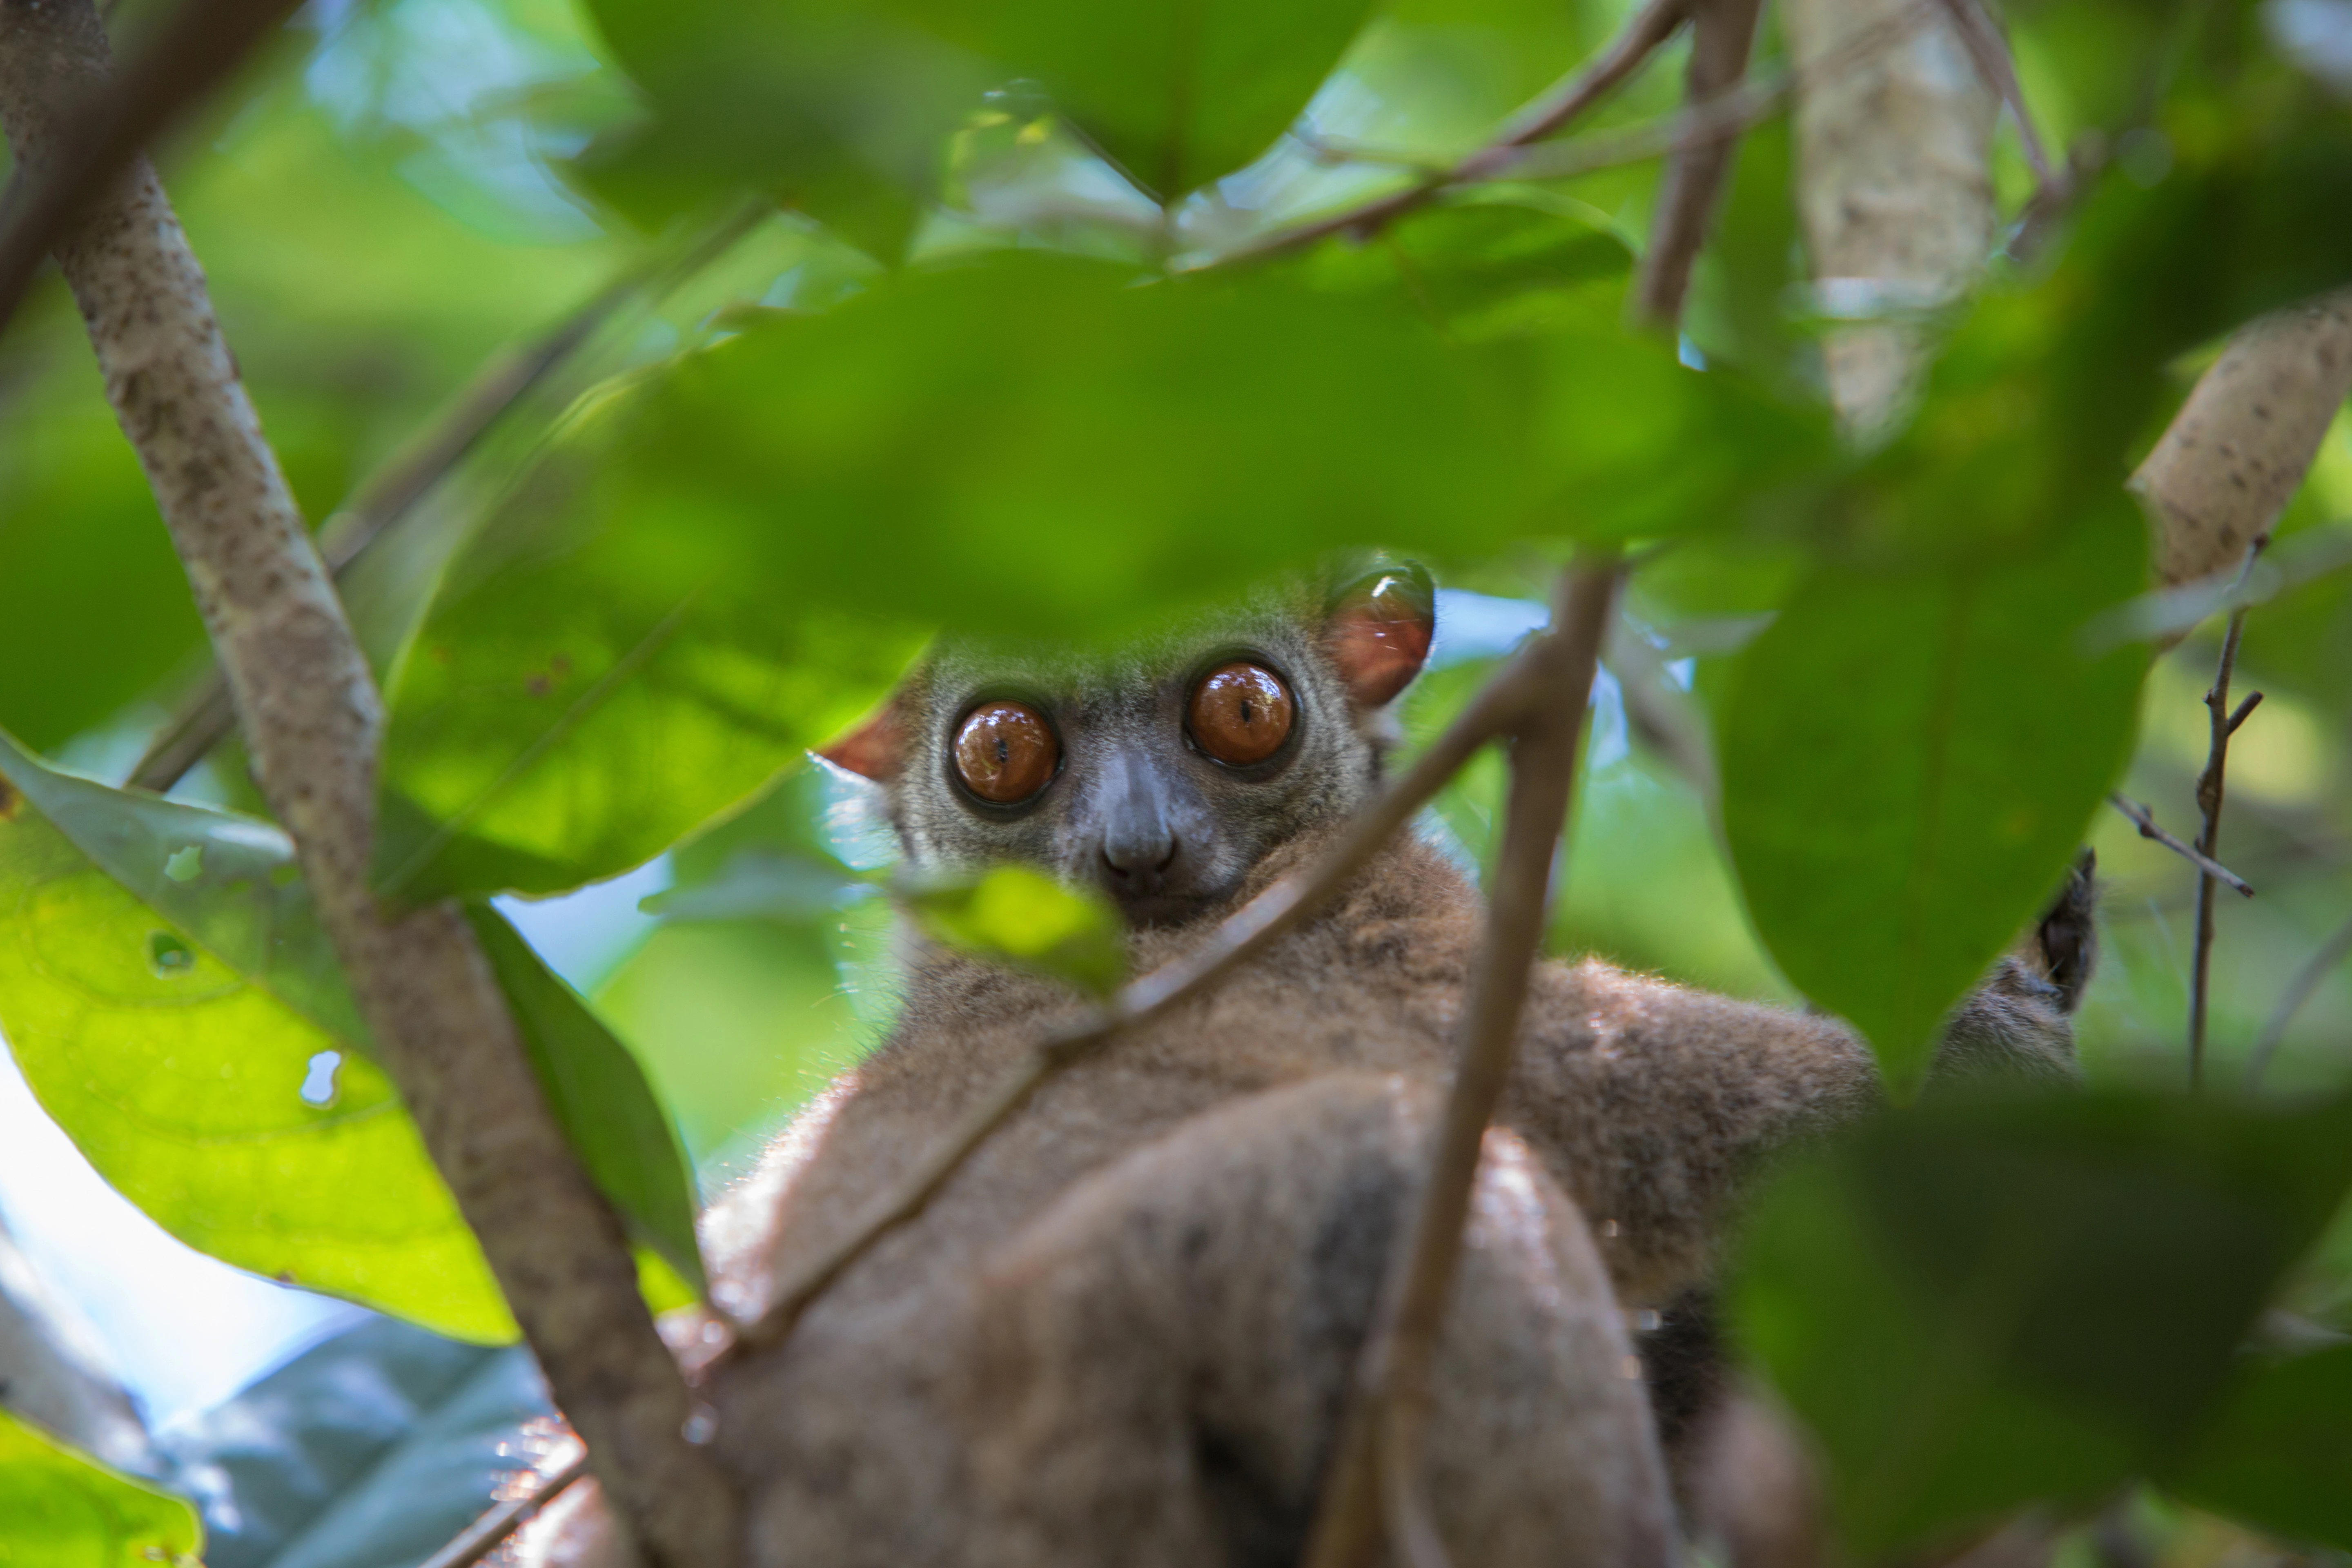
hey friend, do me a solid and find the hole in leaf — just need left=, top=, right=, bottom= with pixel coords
left=299, top=1050, right=342, bottom=1107
left=149, top=932, right=194, bottom=976
left=163, top=845, right=203, bottom=882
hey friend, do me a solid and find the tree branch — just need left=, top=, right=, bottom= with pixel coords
left=421, top=1449, right=593, bottom=1568
left=1301, top=554, right=1622, bottom=1568
left=0, top=0, right=301, bottom=339
left=125, top=200, right=773, bottom=795
left=1783, top=0, right=1998, bottom=435
left=1633, top=0, right=1765, bottom=328
left=2105, top=793, right=2254, bottom=898
left=2189, top=604, right=2256, bottom=1091
left=2129, top=290, right=2352, bottom=592
left=0, top=5, right=737, bottom=1563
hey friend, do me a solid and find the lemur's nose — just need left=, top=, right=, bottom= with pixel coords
left=1098, top=753, right=1178, bottom=894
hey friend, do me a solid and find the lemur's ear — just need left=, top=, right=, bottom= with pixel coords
left=815, top=700, right=906, bottom=782
left=1324, top=561, right=1435, bottom=708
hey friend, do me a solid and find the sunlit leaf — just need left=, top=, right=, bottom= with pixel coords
left=0, top=1408, right=201, bottom=1568
left=0, top=763, right=513, bottom=1342
left=1731, top=1089, right=2352, bottom=1556
left=463, top=903, right=706, bottom=1295
left=903, top=864, right=1125, bottom=998
left=0, top=730, right=365, bottom=1047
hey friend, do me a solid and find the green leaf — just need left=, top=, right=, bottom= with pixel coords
left=896, top=0, right=1376, bottom=197
left=903, top=864, right=1126, bottom=998
left=0, top=1408, right=201, bottom=1568
left=377, top=252, right=1523, bottom=900
left=0, top=760, right=513, bottom=1343
left=1731, top=1090, right=2352, bottom=1557
left=1306, top=188, right=1637, bottom=334
left=463, top=902, right=706, bottom=1296
left=2164, top=1341, right=2352, bottom=1551
left=1718, top=498, right=2147, bottom=1093
left=0, top=729, right=367, bottom=1047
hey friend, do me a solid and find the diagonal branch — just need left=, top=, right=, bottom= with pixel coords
left=1633, top=0, right=1766, bottom=328
left=0, top=4, right=737, bottom=1564
left=1301, top=553, right=1622, bottom=1568
left=2106, top=793, right=2253, bottom=898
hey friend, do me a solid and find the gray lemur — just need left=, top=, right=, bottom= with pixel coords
left=522, top=566, right=2089, bottom=1568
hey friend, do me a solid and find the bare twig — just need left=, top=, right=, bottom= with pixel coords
left=125, top=200, right=773, bottom=794
left=0, top=0, right=302, bottom=340
left=2245, top=910, right=2352, bottom=1089
left=0, top=5, right=737, bottom=1564
left=2106, top=793, right=2254, bottom=898
left=1201, top=0, right=1690, bottom=269
left=2189, top=603, right=2257, bottom=1090
left=728, top=599, right=1579, bottom=1361
left=419, top=1450, right=592, bottom=1568
left=1936, top=0, right=2055, bottom=185
left=1635, top=0, right=1766, bottom=327
left=1302, top=555, right=1622, bottom=1568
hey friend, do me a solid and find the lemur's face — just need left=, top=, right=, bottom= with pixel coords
left=821, top=569, right=1434, bottom=928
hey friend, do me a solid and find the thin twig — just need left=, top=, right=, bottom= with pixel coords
left=2189, top=602, right=2257, bottom=1090
left=126, top=200, right=773, bottom=794
left=1936, top=0, right=2055, bottom=184
left=419, top=1451, right=591, bottom=1568
left=1201, top=0, right=1690, bottom=269
left=2106, top=793, right=2254, bottom=898
left=0, top=0, right=304, bottom=341
left=726, top=621, right=1568, bottom=1360
left=1302, top=555, right=1623, bottom=1568
left=1635, top=0, right=1766, bottom=327
left=2245, top=910, right=2352, bottom=1090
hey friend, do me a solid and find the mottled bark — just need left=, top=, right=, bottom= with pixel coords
left=0, top=4, right=736, bottom=1562
left=2131, top=290, right=2352, bottom=587
left=1784, top=0, right=1998, bottom=436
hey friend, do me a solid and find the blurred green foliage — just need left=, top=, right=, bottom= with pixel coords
left=0, top=1408, right=202, bottom=1568
left=0, top=0, right=2350, bottom=1553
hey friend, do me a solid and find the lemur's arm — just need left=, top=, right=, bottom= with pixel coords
left=1507, top=855, right=2092, bottom=1306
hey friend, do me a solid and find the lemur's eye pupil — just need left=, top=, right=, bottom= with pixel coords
left=953, top=701, right=1058, bottom=804
left=1190, top=662, right=1294, bottom=766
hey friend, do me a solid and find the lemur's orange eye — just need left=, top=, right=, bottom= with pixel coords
left=952, top=701, right=1059, bottom=804
left=1189, top=662, right=1294, bottom=766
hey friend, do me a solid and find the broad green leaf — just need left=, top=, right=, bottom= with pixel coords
left=1305, top=188, right=1637, bottom=333
left=895, top=0, right=1376, bottom=197
left=464, top=903, right=706, bottom=1295
left=2164, top=1341, right=2352, bottom=1551
left=0, top=730, right=366, bottom=1047
left=904, top=865, right=1125, bottom=998
left=378, top=253, right=1522, bottom=900
left=0, top=1408, right=201, bottom=1568
left=1731, top=1090, right=2352, bottom=1557
left=0, top=773, right=513, bottom=1342
left=1718, top=498, right=2147, bottom=1094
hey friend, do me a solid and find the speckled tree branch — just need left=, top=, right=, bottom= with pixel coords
left=1783, top=0, right=1998, bottom=437
left=0, top=4, right=736, bottom=1562
left=2131, top=290, right=2352, bottom=589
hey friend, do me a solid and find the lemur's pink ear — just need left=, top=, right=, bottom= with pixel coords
left=1324, top=562, right=1435, bottom=708
left=815, top=701, right=905, bottom=782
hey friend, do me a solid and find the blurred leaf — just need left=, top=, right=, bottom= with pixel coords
left=1719, top=498, right=2147, bottom=1091
left=643, top=850, right=868, bottom=923
left=903, top=864, right=1125, bottom=997
left=1732, top=1089, right=2352, bottom=1556
left=0, top=730, right=366, bottom=1047
left=0, top=772, right=512, bottom=1342
left=898, top=0, right=1376, bottom=197
left=463, top=903, right=705, bottom=1295
left=1307, top=187, right=1637, bottom=332
left=150, top=1315, right=553, bottom=1568
left=0, top=1407, right=201, bottom=1568
left=2163, top=1340, right=2352, bottom=1551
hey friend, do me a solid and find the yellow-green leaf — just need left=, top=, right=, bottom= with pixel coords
left=903, top=864, right=1126, bottom=998
left=0, top=1408, right=201, bottom=1568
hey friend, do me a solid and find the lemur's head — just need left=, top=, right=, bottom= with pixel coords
left=818, top=565, right=1435, bottom=928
